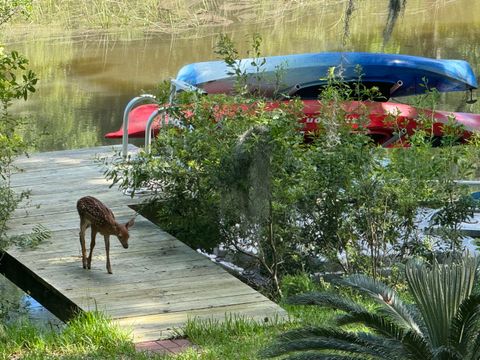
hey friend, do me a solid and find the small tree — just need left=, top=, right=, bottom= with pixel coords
left=0, top=0, right=37, bottom=249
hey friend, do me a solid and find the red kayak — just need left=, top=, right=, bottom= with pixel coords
left=105, top=100, right=480, bottom=146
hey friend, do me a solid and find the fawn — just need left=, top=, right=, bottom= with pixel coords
left=77, top=196, right=135, bottom=274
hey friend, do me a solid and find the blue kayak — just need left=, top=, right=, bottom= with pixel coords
left=175, top=52, right=478, bottom=99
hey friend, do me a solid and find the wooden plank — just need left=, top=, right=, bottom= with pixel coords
left=12, top=195, right=142, bottom=219
left=17, top=246, right=210, bottom=273
left=17, top=188, right=140, bottom=204
left=33, top=261, right=223, bottom=290
left=92, top=293, right=270, bottom=319
left=7, top=208, right=136, bottom=235
left=8, top=230, right=178, bottom=259
left=116, top=300, right=283, bottom=341
left=13, top=145, right=137, bottom=172
left=10, top=166, right=103, bottom=187
left=8, top=206, right=135, bottom=227
left=4, top=145, right=287, bottom=342
left=13, top=177, right=110, bottom=195
left=63, top=273, right=248, bottom=298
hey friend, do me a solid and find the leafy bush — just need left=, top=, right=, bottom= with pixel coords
left=0, top=4, right=37, bottom=251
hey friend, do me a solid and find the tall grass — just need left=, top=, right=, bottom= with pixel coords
left=0, top=311, right=135, bottom=359
left=22, top=0, right=323, bottom=32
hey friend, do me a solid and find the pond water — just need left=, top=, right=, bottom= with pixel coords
left=1, top=0, right=480, bottom=324
left=0, top=277, right=63, bottom=329
left=3, top=0, right=480, bottom=152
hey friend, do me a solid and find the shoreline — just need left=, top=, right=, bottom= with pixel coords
left=2, top=0, right=326, bottom=44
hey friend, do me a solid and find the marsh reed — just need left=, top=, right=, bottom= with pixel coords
left=25, top=0, right=324, bottom=33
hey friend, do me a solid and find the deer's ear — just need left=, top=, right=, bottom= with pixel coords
left=126, top=217, right=135, bottom=229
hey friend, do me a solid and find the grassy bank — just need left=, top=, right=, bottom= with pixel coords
left=0, top=312, right=134, bottom=359
left=16, top=0, right=323, bottom=34
left=0, top=275, right=337, bottom=359
left=0, top=304, right=336, bottom=359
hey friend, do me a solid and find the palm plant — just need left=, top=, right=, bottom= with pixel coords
left=263, top=256, right=480, bottom=360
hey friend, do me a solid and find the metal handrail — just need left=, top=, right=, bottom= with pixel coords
left=144, top=107, right=167, bottom=154
left=122, top=80, right=205, bottom=156
left=121, top=94, right=156, bottom=158
left=455, top=180, right=480, bottom=186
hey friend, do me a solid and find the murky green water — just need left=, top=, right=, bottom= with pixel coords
left=4, top=0, right=480, bottom=152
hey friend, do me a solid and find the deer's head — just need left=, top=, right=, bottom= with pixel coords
left=116, top=218, right=135, bottom=248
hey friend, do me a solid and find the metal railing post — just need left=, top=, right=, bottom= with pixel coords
left=122, top=94, right=156, bottom=158
left=144, top=108, right=166, bottom=154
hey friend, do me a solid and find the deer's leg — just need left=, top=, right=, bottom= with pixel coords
left=87, top=226, right=97, bottom=270
left=79, top=218, right=89, bottom=269
left=104, top=235, right=112, bottom=274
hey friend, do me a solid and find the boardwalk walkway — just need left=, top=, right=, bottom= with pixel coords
left=1, top=146, right=285, bottom=341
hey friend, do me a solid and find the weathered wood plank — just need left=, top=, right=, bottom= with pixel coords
left=12, top=195, right=142, bottom=219
left=116, top=301, right=282, bottom=341
left=7, top=208, right=136, bottom=236
left=93, top=293, right=270, bottom=319
left=63, top=273, right=247, bottom=298
left=13, top=145, right=136, bottom=172
left=8, top=232, right=179, bottom=259
left=11, top=166, right=102, bottom=187
left=8, top=206, right=135, bottom=227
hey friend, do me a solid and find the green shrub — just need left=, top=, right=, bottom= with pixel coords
left=0, top=3, right=38, bottom=252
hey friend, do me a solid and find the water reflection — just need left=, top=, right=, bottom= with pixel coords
left=3, top=0, right=480, bottom=152
left=0, top=276, right=62, bottom=329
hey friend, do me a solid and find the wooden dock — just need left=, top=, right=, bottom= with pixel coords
left=1, top=146, right=286, bottom=341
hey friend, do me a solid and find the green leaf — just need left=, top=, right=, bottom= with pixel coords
left=449, top=293, right=480, bottom=355
left=339, top=274, right=421, bottom=334
left=287, top=292, right=367, bottom=314
left=263, top=326, right=405, bottom=359
left=405, top=257, right=478, bottom=349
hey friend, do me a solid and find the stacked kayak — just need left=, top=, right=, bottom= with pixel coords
left=105, top=51, right=479, bottom=146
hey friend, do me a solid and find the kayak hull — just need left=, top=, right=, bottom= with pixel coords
left=175, top=52, right=478, bottom=99
left=105, top=100, right=480, bottom=146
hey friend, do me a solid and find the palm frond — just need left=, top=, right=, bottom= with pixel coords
left=401, top=329, right=434, bottom=360
left=406, top=256, right=478, bottom=349
left=405, top=303, right=429, bottom=336
left=266, top=327, right=404, bottom=359
left=287, top=292, right=367, bottom=314
left=264, top=337, right=388, bottom=359
left=338, top=274, right=421, bottom=334
left=356, top=332, right=407, bottom=356
left=263, top=326, right=405, bottom=359
left=282, top=353, right=369, bottom=360
left=336, top=312, right=404, bottom=340
left=450, top=293, right=480, bottom=356
left=466, top=331, right=480, bottom=360
left=431, top=345, right=463, bottom=360
left=283, top=353, right=371, bottom=360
